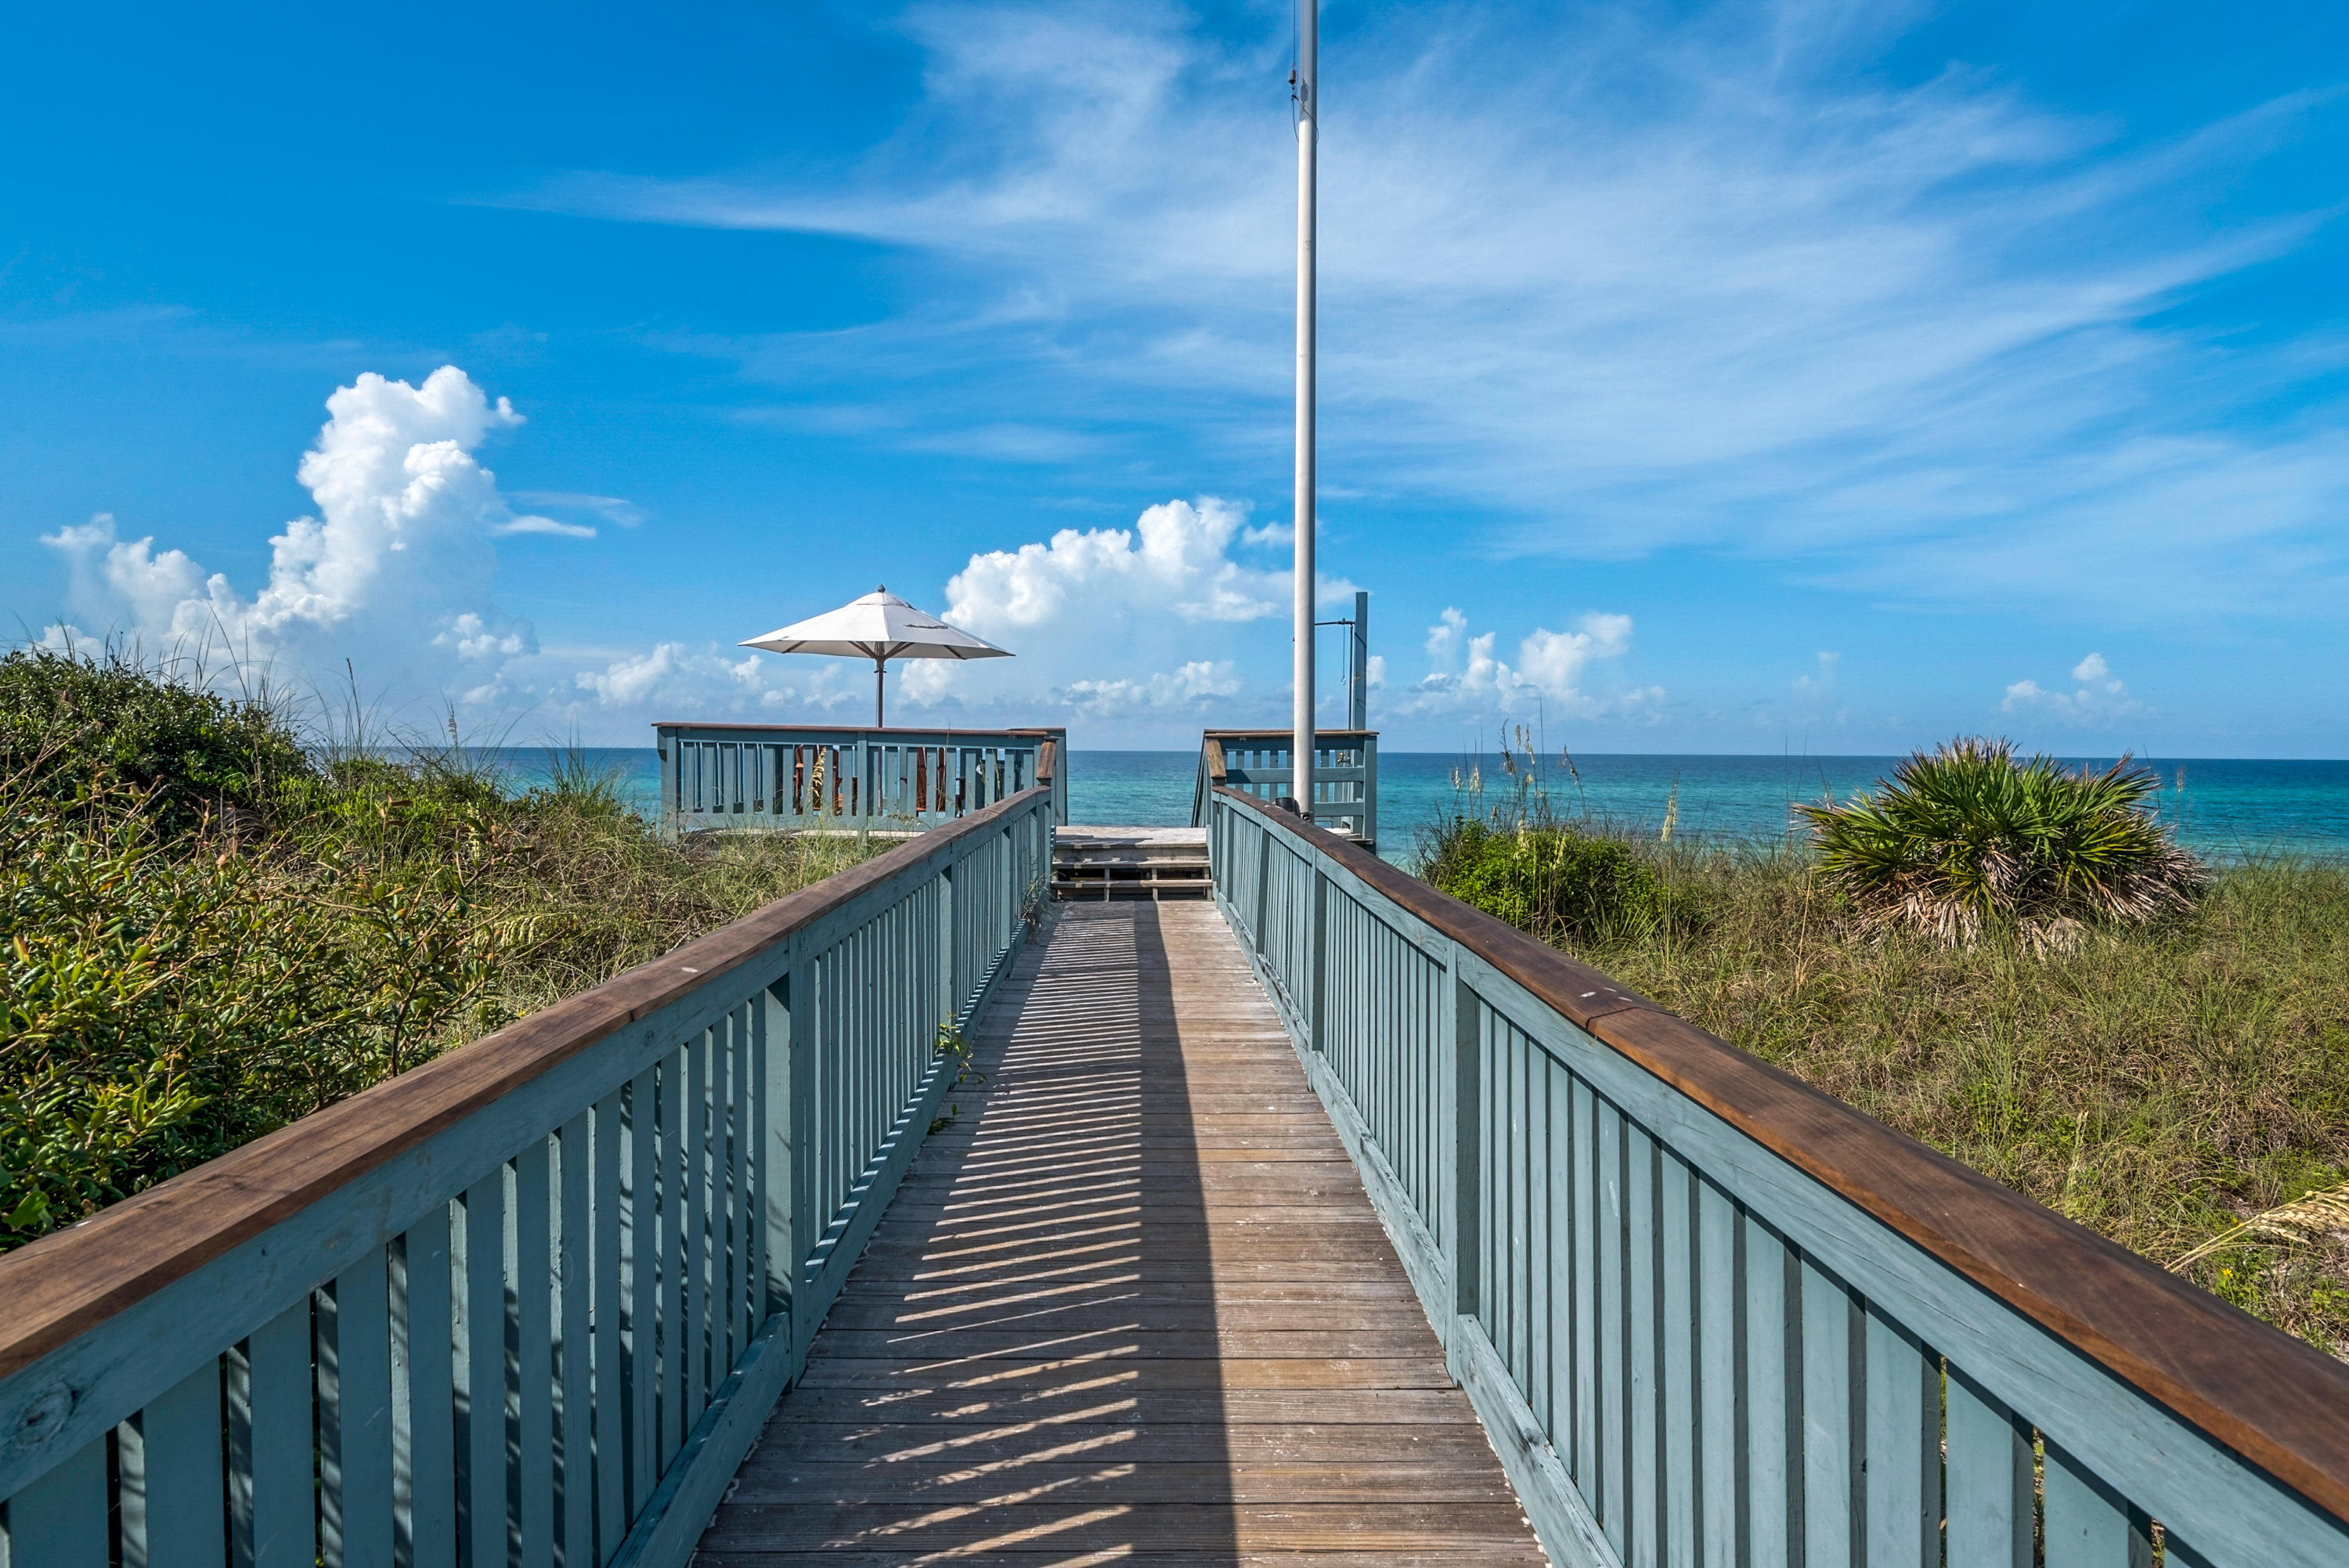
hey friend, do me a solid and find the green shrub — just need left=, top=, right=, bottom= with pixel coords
left=0, top=655, right=883, bottom=1253
left=1426, top=819, right=1699, bottom=943
left=0, top=779, right=503, bottom=1245
left=0, top=648, right=313, bottom=834
left=1795, top=737, right=2204, bottom=945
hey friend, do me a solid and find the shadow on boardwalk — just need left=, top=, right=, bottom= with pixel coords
left=699, top=902, right=1541, bottom=1565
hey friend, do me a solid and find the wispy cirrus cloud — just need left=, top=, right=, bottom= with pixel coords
left=514, top=1, right=2349, bottom=625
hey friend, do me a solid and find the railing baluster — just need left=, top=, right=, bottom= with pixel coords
left=659, top=1053, right=685, bottom=1471
left=462, top=1173, right=507, bottom=1568
left=1743, top=1215, right=1796, bottom=1568
left=557, top=1116, right=591, bottom=1568
left=244, top=1300, right=316, bottom=1568
left=1695, top=1179, right=1741, bottom=1567
left=1661, top=1153, right=1698, bottom=1568
left=1539, top=1054, right=1569, bottom=1447
left=517, top=1142, right=554, bottom=1568
left=1863, top=1313, right=1938, bottom=1568
left=1593, top=1101, right=1627, bottom=1553
left=624, top=1071, right=656, bottom=1519
left=335, top=1251, right=395, bottom=1568
left=1627, top=1125, right=1660, bottom=1568
left=406, top=1207, right=456, bottom=1568
left=1945, top=1371, right=2033, bottom=1568
left=785, top=957, right=817, bottom=1359
left=137, top=1361, right=226, bottom=1568
left=591, top=1092, right=625, bottom=1565
left=1571, top=1076, right=1600, bottom=1501
left=2039, top=1446, right=2133, bottom=1568
left=713, top=1014, right=738, bottom=1382
left=7, top=1433, right=109, bottom=1568
left=1799, top=1260, right=1859, bottom=1568
left=682, top=1036, right=709, bottom=1428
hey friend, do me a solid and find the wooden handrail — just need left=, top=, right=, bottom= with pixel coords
left=1200, top=737, right=1225, bottom=785
left=652, top=722, right=1055, bottom=738
left=0, top=786, right=1053, bottom=1385
left=1200, top=727, right=1373, bottom=741
left=1214, top=784, right=2349, bottom=1530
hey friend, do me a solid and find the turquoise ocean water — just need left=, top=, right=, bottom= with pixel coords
left=488, top=748, right=2349, bottom=862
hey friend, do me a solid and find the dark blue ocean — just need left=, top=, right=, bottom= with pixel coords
left=482, top=748, right=2349, bottom=863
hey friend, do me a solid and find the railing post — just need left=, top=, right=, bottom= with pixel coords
left=938, top=857, right=958, bottom=1029
left=1449, top=953, right=1480, bottom=1346
left=1307, top=864, right=1327, bottom=1054
left=1001, top=824, right=1016, bottom=968
left=1253, top=821, right=1271, bottom=955
left=760, top=966, right=793, bottom=1332
left=656, top=730, right=678, bottom=839
left=783, top=956, right=818, bottom=1372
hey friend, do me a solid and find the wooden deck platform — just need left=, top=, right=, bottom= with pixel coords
left=698, top=900, right=1545, bottom=1565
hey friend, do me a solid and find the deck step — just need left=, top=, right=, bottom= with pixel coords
left=1053, top=824, right=1211, bottom=901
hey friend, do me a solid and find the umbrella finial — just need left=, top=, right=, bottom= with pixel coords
left=876, top=583, right=886, bottom=593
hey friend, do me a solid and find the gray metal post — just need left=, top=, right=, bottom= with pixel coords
left=1290, top=0, right=1317, bottom=821
left=1348, top=589, right=1369, bottom=730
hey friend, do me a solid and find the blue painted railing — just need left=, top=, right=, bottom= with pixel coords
left=0, top=786, right=1054, bottom=1568
left=656, top=723, right=1066, bottom=837
left=1190, top=729, right=1377, bottom=845
left=1206, top=785, right=2349, bottom=1568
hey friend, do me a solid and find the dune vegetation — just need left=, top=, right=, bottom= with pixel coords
left=0, top=649, right=876, bottom=1253
left=1420, top=735, right=2349, bottom=1356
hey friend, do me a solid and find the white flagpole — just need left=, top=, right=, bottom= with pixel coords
left=1291, top=0, right=1318, bottom=819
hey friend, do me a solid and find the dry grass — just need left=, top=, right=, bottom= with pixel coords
left=1548, top=842, right=2349, bottom=1354
left=460, top=788, right=880, bottom=1021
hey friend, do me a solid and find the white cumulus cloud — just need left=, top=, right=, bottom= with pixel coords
left=1399, top=608, right=1647, bottom=722
left=1424, top=607, right=1467, bottom=666
left=889, top=497, right=1359, bottom=731
left=41, top=366, right=601, bottom=708
left=2001, top=651, right=2146, bottom=726
left=942, top=497, right=1284, bottom=634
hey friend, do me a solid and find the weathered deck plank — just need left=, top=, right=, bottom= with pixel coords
left=700, top=901, right=1546, bottom=1564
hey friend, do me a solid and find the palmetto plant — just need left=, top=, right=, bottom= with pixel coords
left=1795, top=738, right=2203, bottom=945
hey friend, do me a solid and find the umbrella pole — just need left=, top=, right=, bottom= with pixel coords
left=875, top=658, right=886, bottom=729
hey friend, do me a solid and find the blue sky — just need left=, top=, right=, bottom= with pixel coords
left=4, top=1, right=2345, bottom=754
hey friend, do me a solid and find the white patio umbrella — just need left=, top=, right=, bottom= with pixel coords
left=740, top=586, right=1011, bottom=727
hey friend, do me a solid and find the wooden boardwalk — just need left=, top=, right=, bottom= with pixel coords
left=698, top=900, right=1545, bottom=1565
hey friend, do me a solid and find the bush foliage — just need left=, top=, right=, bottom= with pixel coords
left=0, top=649, right=875, bottom=1252
left=1424, top=819, right=1698, bottom=943
left=1, top=647, right=312, bottom=834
